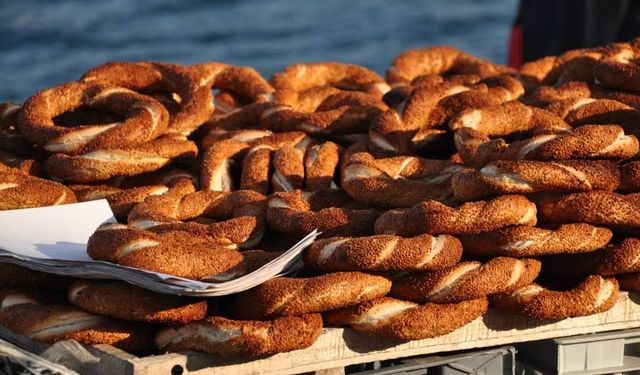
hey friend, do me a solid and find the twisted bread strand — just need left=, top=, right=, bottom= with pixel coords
left=454, top=125, right=638, bottom=167
left=545, top=98, right=640, bottom=127
left=229, top=272, right=391, bottom=320
left=593, top=44, right=640, bottom=92
left=449, top=101, right=571, bottom=136
left=391, top=257, right=541, bottom=303
left=0, top=150, right=42, bottom=176
left=325, top=296, right=488, bottom=340
left=271, top=62, right=387, bottom=93
left=200, top=131, right=308, bottom=191
left=68, top=280, right=208, bottom=324
left=240, top=146, right=272, bottom=194
left=267, top=189, right=380, bottom=237
left=44, top=135, right=198, bottom=183
left=386, top=46, right=511, bottom=85
left=260, top=89, right=387, bottom=135
left=305, top=234, right=462, bottom=271
left=82, top=61, right=213, bottom=135
left=536, top=191, right=640, bottom=232
left=70, top=184, right=169, bottom=220
left=520, top=47, right=607, bottom=85
left=0, top=304, right=154, bottom=351
left=0, top=166, right=76, bottom=210
left=156, top=314, right=322, bottom=357
left=490, top=275, right=619, bottom=319
left=271, top=144, right=304, bottom=192
left=341, top=143, right=462, bottom=207
left=193, top=62, right=275, bottom=101
left=18, top=82, right=170, bottom=154
left=304, top=141, right=341, bottom=190
left=127, top=189, right=266, bottom=247
left=88, top=223, right=243, bottom=280
left=460, top=224, right=613, bottom=257
left=369, top=82, right=471, bottom=154
left=451, top=160, right=620, bottom=201
left=374, top=195, right=537, bottom=236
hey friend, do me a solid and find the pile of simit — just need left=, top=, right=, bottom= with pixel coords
left=2, top=38, right=640, bottom=357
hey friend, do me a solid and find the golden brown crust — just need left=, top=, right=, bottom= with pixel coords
left=229, top=272, right=391, bottom=320
left=410, top=73, right=483, bottom=87
left=0, top=168, right=76, bottom=210
left=271, top=62, right=385, bottom=93
left=391, top=258, right=541, bottom=303
left=325, top=296, right=488, bottom=340
left=520, top=47, right=606, bottom=85
left=593, top=45, right=640, bottom=91
left=460, top=224, right=613, bottom=257
left=525, top=81, right=594, bottom=106
left=536, top=191, right=640, bottom=232
left=304, top=141, right=341, bottom=190
left=305, top=234, right=462, bottom=272
left=115, top=168, right=198, bottom=191
left=200, top=131, right=309, bottom=191
left=87, top=223, right=243, bottom=280
left=18, top=82, right=170, bottom=154
left=341, top=145, right=462, bottom=208
left=240, top=147, right=272, bottom=194
left=81, top=61, right=213, bottom=135
left=200, top=139, right=248, bottom=192
left=386, top=46, right=511, bottom=85
left=449, top=101, right=571, bottom=137
left=0, top=304, right=154, bottom=352
left=207, top=249, right=284, bottom=282
left=490, top=275, right=619, bottom=319
left=414, top=76, right=524, bottom=136
left=260, top=89, right=386, bottom=135
left=455, top=125, right=638, bottom=168
left=451, top=160, right=620, bottom=201
left=368, top=82, right=470, bottom=154
left=374, top=195, right=537, bottom=236
left=44, top=135, right=198, bottom=183
left=156, top=314, right=322, bottom=357
left=127, top=189, right=266, bottom=248
left=267, top=189, right=380, bottom=237
left=548, top=98, right=640, bottom=127
left=68, top=280, right=207, bottom=324
left=192, top=62, right=274, bottom=101
left=271, top=145, right=304, bottom=192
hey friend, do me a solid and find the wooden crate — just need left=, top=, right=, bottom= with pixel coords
left=5, top=292, right=640, bottom=375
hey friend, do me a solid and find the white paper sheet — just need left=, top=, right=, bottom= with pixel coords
left=0, top=200, right=319, bottom=296
left=0, top=200, right=116, bottom=261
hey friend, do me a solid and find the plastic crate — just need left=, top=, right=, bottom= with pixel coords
left=516, top=328, right=640, bottom=374
left=346, top=346, right=516, bottom=375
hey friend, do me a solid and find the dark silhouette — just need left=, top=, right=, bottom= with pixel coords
left=510, top=0, right=640, bottom=67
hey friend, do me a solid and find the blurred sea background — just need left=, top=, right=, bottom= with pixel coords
left=0, top=0, right=516, bottom=102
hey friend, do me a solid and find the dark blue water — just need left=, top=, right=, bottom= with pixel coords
left=0, top=0, right=516, bottom=103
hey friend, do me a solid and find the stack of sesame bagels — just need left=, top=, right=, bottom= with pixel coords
left=3, top=38, right=640, bottom=358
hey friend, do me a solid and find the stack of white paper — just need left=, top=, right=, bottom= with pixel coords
left=0, top=200, right=318, bottom=296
